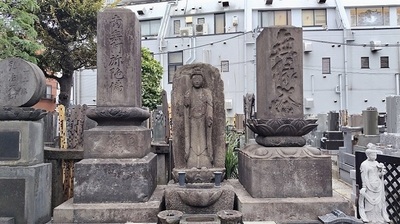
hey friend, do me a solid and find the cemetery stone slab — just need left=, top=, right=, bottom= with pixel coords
left=0, top=121, right=43, bottom=166
left=256, top=27, right=303, bottom=120
left=0, top=164, right=51, bottom=224
left=97, top=8, right=141, bottom=107
left=0, top=57, right=45, bottom=107
left=83, top=125, right=151, bottom=158
left=73, top=153, right=157, bottom=203
left=238, top=146, right=332, bottom=198
left=386, top=95, right=400, bottom=133
left=0, top=217, right=14, bottom=224
left=0, top=132, right=20, bottom=160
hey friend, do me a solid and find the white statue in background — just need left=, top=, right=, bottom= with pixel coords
left=358, top=144, right=391, bottom=223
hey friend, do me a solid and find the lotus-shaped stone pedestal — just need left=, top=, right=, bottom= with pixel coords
left=247, top=118, right=318, bottom=147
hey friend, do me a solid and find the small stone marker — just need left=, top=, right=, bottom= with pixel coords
left=0, top=131, right=20, bottom=160
left=0, top=57, right=45, bottom=107
left=318, top=209, right=363, bottom=224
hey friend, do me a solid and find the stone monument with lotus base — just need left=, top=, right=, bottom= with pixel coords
left=235, top=26, right=353, bottom=222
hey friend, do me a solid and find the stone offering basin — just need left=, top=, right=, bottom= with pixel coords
left=247, top=118, right=318, bottom=137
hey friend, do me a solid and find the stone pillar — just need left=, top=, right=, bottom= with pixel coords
left=362, top=107, right=378, bottom=135
left=0, top=57, right=51, bottom=224
left=386, top=95, right=400, bottom=133
left=53, top=8, right=161, bottom=223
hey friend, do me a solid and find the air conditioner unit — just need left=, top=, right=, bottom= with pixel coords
left=195, top=23, right=208, bottom=35
left=370, top=41, right=382, bottom=51
left=180, top=27, right=193, bottom=36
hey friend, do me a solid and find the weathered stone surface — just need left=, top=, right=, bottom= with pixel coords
left=256, top=27, right=303, bottom=120
left=0, top=121, right=43, bottom=166
left=157, top=210, right=183, bottom=224
left=83, top=125, right=151, bottom=158
left=74, top=153, right=157, bottom=203
left=171, top=63, right=225, bottom=170
left=172, top=167, right=226, bottom=183
left=380, top=132, right=400, bottom=149
left=318, top=209, right=363, bottom=224
left=238, top=147, right=332, bottom=198
left=386, top=95, right=400, bottom=133
left=86, top=106, right=150, bottom=126
left=53, top=186, right=164, bottom=223
left=0, top=57, right=45, bottom=107
left=0, top=164, right=52, bottom=224
left=0, top=217, right=14, bottom=224
left=165, top=183, right=234, bottom=214
left=255, top=136, right=306, bottom=147
left=180, top=214, right=220, bottom=224
left=230, top=179, right=354, bottom=222
left=217, top=210, right=243, bottom=223
left=0, top=107, right=47, bottom=121
left=96, top=8, right=141, bottom=107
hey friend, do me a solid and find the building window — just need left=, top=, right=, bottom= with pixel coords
left=381, top=56, right=389, bottom=68
left=260, top=10, right=291, bottom=27
left=302, top=9, right=326, bottom=27
left=140, top=19, right=161, bottom=36
left=168, top=51, right=183, bottom=84
left=221, top=60, right=229, bottom=72
left=43, top=85, right=52, bottom=99
left=215, top=13, right=225, bottom=34
left=350, top=7, right=389, bottom=27
left=361, top=57, right=370, bottom=69
left=197, top=18, right=205, bottom=25
left=397, top=8, right=400, bottom=25
left=322, top=58, right=331, bottom=74
left=173, top=20, right=181, bottom=35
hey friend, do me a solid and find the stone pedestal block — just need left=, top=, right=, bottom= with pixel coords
left=0, top=121, right=43, bottom=166
left=380, top=133, right=400, bottom=149
left=53, top=186, right=164, bottom=223
left=238, top=147, right=332, bottom=198
left=0, top=163, right=51, bottom=224
left=230, top=180, right=353, bottom=222
left=165, top=183, right=234, bottom=214
left=74, top=153, right=157, bottom=203
left=83, top=125, right=151, bottom=158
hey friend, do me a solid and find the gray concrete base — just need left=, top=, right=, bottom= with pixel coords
left=229, top=180, right=354, bottom=223
left=0, top=163, right=52, bottom=224
left=52, top=186, right=165, bottom=223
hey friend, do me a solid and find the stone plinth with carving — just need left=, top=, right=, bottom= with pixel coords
left=171, top=63, right=225, bottom=183
left=53, top=9, right=161, bottom=223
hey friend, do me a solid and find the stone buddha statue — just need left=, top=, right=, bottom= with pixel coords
left=183, top=69, right=213, bottom=168
left=359, top=146, right=391, bottom=223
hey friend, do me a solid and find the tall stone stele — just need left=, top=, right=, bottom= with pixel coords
left=53, top=8, right=162, bottom=223
left=0, top=57, right=51, bottom=224
left=236, top=27, right=352, bottom=222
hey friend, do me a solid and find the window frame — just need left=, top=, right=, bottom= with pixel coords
left=322, top=57, right=331, bottom=74
left=302, top=9, right=326, bottom=27
left=260, top=10, right=291, bottom=27
left=221, top=60, right=229, bottom=72
left=214, top=13, right=226, bottom=34
left=350, top=7, right=390, bottom=27
left=380, top=56, right=389, bottom=68
left=361, top=57, right=370, bottom=69
left=140, top=19, right=161, bottom=37
left=173, top=20, right=181, bottom=35
left=168, top=51, right=183, bottom=84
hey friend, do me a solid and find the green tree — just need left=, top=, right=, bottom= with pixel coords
left=35, top=0, right=102, bottom=107
left=141, top=48, right=163, bottom=110
left=0, top=0, right=43, bottom=63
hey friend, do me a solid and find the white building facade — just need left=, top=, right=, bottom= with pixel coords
left=75, top=0, right=400, bottom=118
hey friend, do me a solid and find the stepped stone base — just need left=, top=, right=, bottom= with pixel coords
left=229, top=180, right=354, bottom=222
left=52, top=186, right=165, bottom=223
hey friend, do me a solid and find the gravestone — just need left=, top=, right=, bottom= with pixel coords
left=236, top=27, right=353, bottom=222
left=0, top=57, right=51, bottom=224
left=53, top=8, right=161, bottom=223
left=164, top=63, right=234, bottom=215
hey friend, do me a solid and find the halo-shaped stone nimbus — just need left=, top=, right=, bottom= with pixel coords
left=86, top=107, right=150, bottom=126
left=247, top=118, right=318, bottom=137
left=0, top=107, right=47, bottom=121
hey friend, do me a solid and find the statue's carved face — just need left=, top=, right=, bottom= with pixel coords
left=367, top=152, right=377, bottom=161
left=192, top=74, right=203, bottom=88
